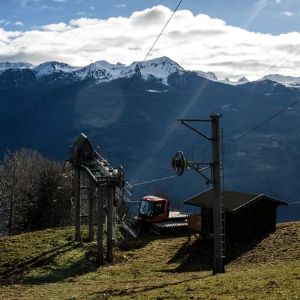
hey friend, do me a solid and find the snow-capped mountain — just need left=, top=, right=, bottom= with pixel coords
left=74, top=60, right=128, bottom=80
left=195, top=70, right=218, bottom=82
left=34, top=61, right=80, bottom=78
left=0, top=57, right=298, bottom=88
left=128, top=56, right=184, bottom=84
left=260, top=74, right=300, bottom=88
left=0, top=62, right=33, bottom=74
left=236, top=76, right=249, bottom=84
left=28, top=56, right=184, bottom=84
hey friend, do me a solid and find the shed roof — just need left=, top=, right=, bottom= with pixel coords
left=69, top=133, right=94, bottom=161
left=72, top=133, right=91, bottom=151
left=184, top=189, right=287, bottom=213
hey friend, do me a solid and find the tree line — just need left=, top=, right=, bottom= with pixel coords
left=0, top=149, right=73, bottom=236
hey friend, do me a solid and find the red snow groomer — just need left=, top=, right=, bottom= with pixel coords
left=122, top=195, right=188, bottom=237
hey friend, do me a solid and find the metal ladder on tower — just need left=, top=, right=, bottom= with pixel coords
left=220, top=128, right=226, bottom=260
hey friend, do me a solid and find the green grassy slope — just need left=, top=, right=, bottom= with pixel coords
left=0, top=222, right=299, bottom=300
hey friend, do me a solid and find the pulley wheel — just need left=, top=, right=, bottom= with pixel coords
left=171, top=151, right=187, bottom=176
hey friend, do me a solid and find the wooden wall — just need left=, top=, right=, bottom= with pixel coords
left=201, top=198, right=278, bottom=243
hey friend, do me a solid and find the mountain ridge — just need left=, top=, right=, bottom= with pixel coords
left=1, top=56, right=298, bottom=87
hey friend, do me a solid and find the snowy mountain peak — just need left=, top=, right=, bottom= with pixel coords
left=1, top=58, right=298, bottom=88
left=34, top=61, right=78, bottom=78
left=131, top=56, right=183, bottom=70
left=195, top=70, right=218, bottom=81
left=91, top=60, right=118, bottom=69
left=129, top=56, right=183, bottom=83
left=237, top=76, right=249, bottom=84
left=260, top=74, right=300, bottom=87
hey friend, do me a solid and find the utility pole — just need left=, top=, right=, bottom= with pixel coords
left=172, top=113, right=225, bottom=274
left=211, top=114, right=225, bottom=274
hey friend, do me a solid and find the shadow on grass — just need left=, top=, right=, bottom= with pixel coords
left=167, top=239, right=214, bottom=272
left=24, top=246, right=98, bottom=285
left=0, top=242, right=98, bottom=285
left=164, top=234, right=267, bottom=273
left=88, top=273, right=210, bottom=299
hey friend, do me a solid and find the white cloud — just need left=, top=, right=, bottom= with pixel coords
left=281, top=11, right=295, bottom=17
left=0, top=5, right=300, bottom=80
left=276, top=0, right=282, bottom=3
left=14, top=21, right=24, bottom=26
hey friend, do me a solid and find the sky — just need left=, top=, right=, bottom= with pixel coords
left=0, top=0, right=300, bottom=80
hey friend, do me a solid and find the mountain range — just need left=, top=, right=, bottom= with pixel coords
left=1, top=57, right=300, bottom=87
left=0, top=56, right=299, bottom=221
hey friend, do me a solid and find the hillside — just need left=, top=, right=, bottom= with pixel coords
left=0, top=222, right=299, bottom=299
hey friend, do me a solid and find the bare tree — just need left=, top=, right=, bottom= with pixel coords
left=0, top=149, right=73, bottom=235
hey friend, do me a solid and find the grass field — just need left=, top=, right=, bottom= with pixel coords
left=0, top=222, right=299, bottom=299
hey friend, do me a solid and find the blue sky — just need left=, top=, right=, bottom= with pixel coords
left=1, top=0, right=300, bottom=33
left=0, top=0, right=300, bottom=80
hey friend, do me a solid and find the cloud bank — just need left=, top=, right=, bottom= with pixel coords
left=0, top=5, right=300, bottom=80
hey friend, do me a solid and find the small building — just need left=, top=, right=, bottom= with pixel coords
left=185, top=190, right=287, bottom=243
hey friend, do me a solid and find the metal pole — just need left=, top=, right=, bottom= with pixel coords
left=106, top=184, right=114, bottom=263
left=211, top=113, right=225, bottom=274
left=96, top=185, right=104, bottom=265
left=74, top=167, right=81, bottom=241
left=88, top=184, right=95, bottom=242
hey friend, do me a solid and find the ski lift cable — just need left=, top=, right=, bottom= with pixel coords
left=221, top=39, right=300, bottom=146
left=142, top=0, right=183, bottom=62
left=224, top=98, right=300, bottom=147
left=131, top=174, right=178, bottom=187
left=105, top=0, right=183, bottom=120
left=258, top=44, right=300, bottom=79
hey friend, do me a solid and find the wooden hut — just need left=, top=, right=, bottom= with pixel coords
left=185, top=190, right=287, bottom=242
